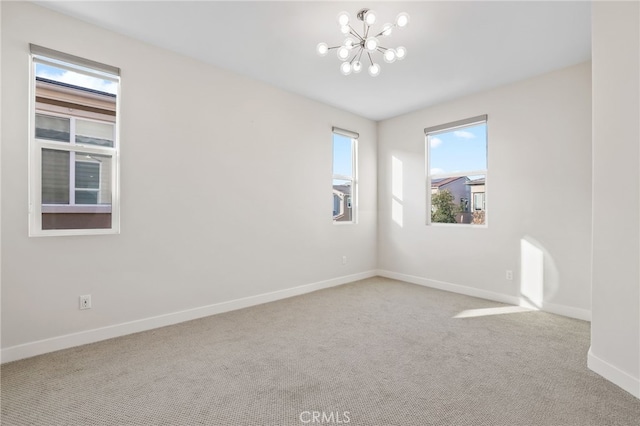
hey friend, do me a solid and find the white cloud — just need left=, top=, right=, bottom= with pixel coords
left=37, top=69, right=117, bottom=95
left=430, top=168, right=445, bottom=175
left=454, top=130, right=475, bottom=139
left=430, top=137, right=442, bottom=148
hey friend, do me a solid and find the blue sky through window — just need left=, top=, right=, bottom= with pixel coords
left=333, top=133, right=353, bottom=177
left=429, top=123, right=487, bottom=175
left=35, top=63, right=117, bottom=95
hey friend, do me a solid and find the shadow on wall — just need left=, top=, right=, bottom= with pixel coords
left=520, top=236, right=560, bottom=309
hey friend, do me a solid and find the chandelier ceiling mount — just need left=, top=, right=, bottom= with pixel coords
left=316, top=7, right=410, bottom=77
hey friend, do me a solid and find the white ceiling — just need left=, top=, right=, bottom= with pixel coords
left=35, top=1, right=592, bottom=121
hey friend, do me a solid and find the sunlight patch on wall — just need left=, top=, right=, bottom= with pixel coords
left=520, top=238, right=544, bottom=309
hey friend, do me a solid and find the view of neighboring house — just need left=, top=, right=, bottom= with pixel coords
left=468, top=177, right=486, bottom=211
left=431, top=176, right=487, bottom=225
left=431, top=176, right=470, bottom=223
left=467, top=177, right=486, bottom=224
left=332, top=183, right=352, bottom=222
left=35, top=77, right=116, bottom=230
left=431, top=176, right=470, bottom=207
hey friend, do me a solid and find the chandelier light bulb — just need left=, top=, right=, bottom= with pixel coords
left=337, top=11, right=350, bottom=27
left=340, top=62, right=353, bottom=75
left=395, top=46, right=407, bottom=60
left=337, top=46, right=350, bottom=60
left=381, top=23, right=393, bottom=37
left=340, top=25, right=351, bottom=35
left=395, top=12, right=410, bottom=28
left=368, top=63, right=381, bottom=77
left=316, top=42, right=329, bottom=57
left=383, top=49, right=397, bottom=63
left=364, top=10, right=377, bottom=26
left=364, top=37, right=379, bottom=51
left=343, top=38, right=356, bottom=49
left=352, top=61, right=362, bottom=73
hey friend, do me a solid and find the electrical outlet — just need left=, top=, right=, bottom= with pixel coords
left=506, top=270, right=514, bottom=281
left=342, top=256, right=347, bottom=265
left=79, top=295, right=92, bottom=310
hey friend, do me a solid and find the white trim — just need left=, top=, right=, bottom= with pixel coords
left=0, top=271, right=377, bottom=364
left=378, top=269, right=520, bottom=305
left=376, top=270, right=591, bottom=321
left=431, top=171, right=487, bottom=180
left=424, top=114, right=488, bottom=136
left=588, top=348, right=640, bottom=398
left=541, top=300, right=591, bottom=322
left=42, top=205, right=111, bottom=214
left=31, top=44, right=120, bottom=79
left=331, top=126, right=359, bottom=139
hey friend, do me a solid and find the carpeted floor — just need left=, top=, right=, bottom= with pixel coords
left=2, top=277, right=639, bottom=425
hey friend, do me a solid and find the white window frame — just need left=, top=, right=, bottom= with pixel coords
left=332, top=127, right=358, bottom=224
left=425, top=115, right=488, bottom=227
left=29, top=45, right=120, bottom=236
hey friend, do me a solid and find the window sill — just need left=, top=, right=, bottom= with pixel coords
left=42, top=204, right=112, bottom=214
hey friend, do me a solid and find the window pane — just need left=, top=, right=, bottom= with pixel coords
left=75, top=153, right=112, bottom=204
left=76, top=119, right=114, bottom=147
left=333, top=134, right=353, bottom=177
left=333, top=179, right=353, bottom=222
left=75, top=161, right=100, bottom=189
left=431, top=174, right=474, bottom=224
left=75, top=191, right=98, bottom=204
left=35, top=114, right=70, bottom=142
left=42, top=152, right=112, bottom=230
left=35, top=62, right=117, bottom=95
left=429, top=123, right=486, bottom=175
left=42, top=149, right=70, bottom=204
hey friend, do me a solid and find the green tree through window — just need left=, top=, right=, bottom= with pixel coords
left=431, top=190, right=459, bottom=223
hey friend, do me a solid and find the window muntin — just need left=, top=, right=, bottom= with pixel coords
left=332, top=128, right=358, bottom=223
left=426, top=116, right=487, bottom=226
left=30, top=45, right=119, bottom=235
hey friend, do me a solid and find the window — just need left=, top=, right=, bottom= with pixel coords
left=332, top=127, right=358, bottom=223
left=30, top=44, right=120, bottom=236
left=425, top=115, right=487, bottom=225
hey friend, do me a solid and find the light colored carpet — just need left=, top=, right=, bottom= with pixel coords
left=2, top=277, right=639, bottom=425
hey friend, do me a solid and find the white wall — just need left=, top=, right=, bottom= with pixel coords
left=0, top=2, right=377, bottom=361
left=589, top=1, right=640, bottom=398
left=377, top=62, right=592, bottom=321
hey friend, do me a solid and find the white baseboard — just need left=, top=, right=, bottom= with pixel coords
left=588, top=348, right=640, bottom=398
left=377, top=269, right=521, bottom=305
left=1, top=270, right=377, bottom=364
left=376, top=269, right=591, bottom=321
left=541, top=300, right=591, bottom=322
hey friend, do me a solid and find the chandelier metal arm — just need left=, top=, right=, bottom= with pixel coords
left=348, top=47, right=364, bottom=65
left=348, top=26, right=365, bottom=42
left=374, top=23, right=399, bottom=38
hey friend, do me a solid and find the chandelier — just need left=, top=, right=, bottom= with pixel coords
left=316, top=8, right=410, bottom=77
